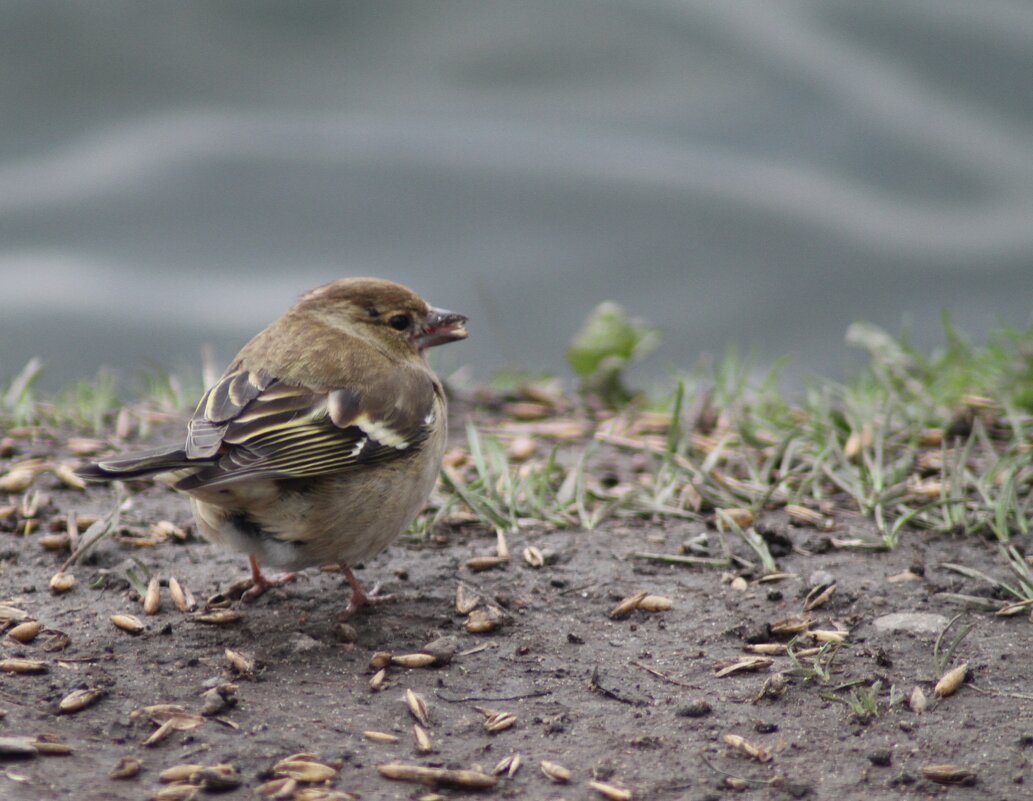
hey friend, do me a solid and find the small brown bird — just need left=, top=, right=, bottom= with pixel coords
left=78, top=278, right=467, bottom=615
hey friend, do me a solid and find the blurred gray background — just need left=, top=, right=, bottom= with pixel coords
left=1, top=1, right=1031, bottom=391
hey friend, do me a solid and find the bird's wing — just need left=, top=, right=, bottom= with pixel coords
left=174, top=362, right=441, bottom=491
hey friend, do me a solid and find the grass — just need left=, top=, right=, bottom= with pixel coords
left=2, top=317, right=1031, bottom=567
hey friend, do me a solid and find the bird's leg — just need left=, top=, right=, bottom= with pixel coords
left=339, top=562, right=396, bottom=618
left=242, top=554, right=299, bottom=602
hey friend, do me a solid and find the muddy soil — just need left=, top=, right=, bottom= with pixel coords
left=1, top=434, right=1032, bottom=801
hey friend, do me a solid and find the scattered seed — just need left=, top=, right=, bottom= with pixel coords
left=369, top=668, right=387, bottom=692
left=7, top=621, right=43, bottom=644
left=159, top=764, right=204, bottom=783
left=143, top=576, right=161, bottom=615
left=0, top=658, right=47, bottom=674
left=110, top=755, right=142, bottom=779
left=369, top=651, right=393, bottom=670
left=496, top=529, right=510, bottom=559
left=405, top=689, right=430, bottom=727
left=609, top=592, right=648, bottom=620
left=714, top=657, right=773, bottom=677
left=169, top=577, right=192, bottom=612
left=810, top=629, right=848, bottom=643
left=770, top=615, right=811, bottom=636
left=33, top=735, right=73, bottom=756
left=255, top=777, right=298, bottom=798
left=590, top=779, right=633, bottom=801
left=193, top=609, right=242, bottom=625
left=364, top=730, right=400, bottom=744
left=152, top=785, right=199, bottom=801
left=377, top=763, right=497, bottom=789
left=465, top=607, right=503, bottom=634
left=493, top=754, right=521, bottom=777
left=39, top=533, right=69, bottom=551
left=921, top=764, right=977, bottom=785
left=111, top=614, right=146, bottom=634
left=455, top=584, right=481, bottom=615
left=225, top=648, right=255, bottom=676
left=636, top=595, right=673, bottom=612
left=465, top=555, right=509, bottom=572
left=66, top=437, right=106, bottom=456
left=934, top=663, right=968, bottom=698
left=53, top=463, right=86, bottom=491
left=273, top=759, right=337, bottom=783
left=785, top=504, right=826, bottom=527
left=413, top=723, right=433, bottom=753
left=58, top=687, right=106, bottom=714
left=844, top=426, right=873, bottom=460
left=391, top=653, right=437, bottom=669
left=716, top=507, right=754, bottom=530
left=910, top=686, right=927, bottom=714
left=0, top=468, right=35, bottom=493
left=540, top=760, right=571, bottom=783
left=745, top=643, right=787, bottom=655
left=143, top=719, right=177, bottom=747
left=49, top=572, right=76, bottom=594
left=0, top=605, right=29, bottom=628
left=522, top=546, right=545, bottom=568
left=803, top=583, right=836, bottom=611
left=483, top=711, right=517, bottom=734
left=723, top=733, right=772, bottom=762
left=507, top=435, right=537, bottom=461
left=197, top=763, right=242, bottom=791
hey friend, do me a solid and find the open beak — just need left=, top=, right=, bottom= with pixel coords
left=416, top=307, right=468, bottom=350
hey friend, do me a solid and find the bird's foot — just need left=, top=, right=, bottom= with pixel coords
left=338, top=563, right=396, bottom=619
left=242, top=555, right=299, bottom=602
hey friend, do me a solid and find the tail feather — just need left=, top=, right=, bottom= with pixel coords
left=76, top=446, right=199, bottom=482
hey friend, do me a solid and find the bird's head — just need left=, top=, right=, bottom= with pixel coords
left=299, top=278, right=468, bottom=356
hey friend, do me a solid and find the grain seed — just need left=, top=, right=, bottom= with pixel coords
left=168, top=577, right=193, bottom=612
left=38, top=534, right=69, bottom=551
left=0, top=658, right=47, bottom=674
left=369, top=668, right=387, bottom=692
left=909, top=686, right=927, bottom=714
left=464, top=607, right=503, bottom=634
left=159, top=764, right=204, bottom=783
left=32, top=735, right=73, bottom=755
left=413, top=723, right=433, bottom=753
left=273, top=759, right=337, bottom=783
left=49, top=572, right=76, bottom=594
left=934, top=663, right=968, bottom=698
left=0, top=468, right=35, bottom=493
left=496, top=529, right=510, bottom=559
left=405, top=689, right=430, bottom=727
left=377, top=763, right=497, bottom=789
left=255, top=777, right=298, bottom=798
left=803, top=583, right=836, bottom=611
left=723, top=733, right=772, bottom=762
left=58, top=687, right=106, bottom=714
left=363, top=730, right=400, bottom=744
left=110, top=756, right=142, bottom=779
left=809, top=629, right=848, bottom=643
left=391, top=653, right=436, bottom=669
left=745, top=643, right=787, bottom=655
left=769, top=615, right=811, bottom=636
left=465, top=555, right=509, bottom=572
left=590, top=779, right=633, bottom=800
left=142, top=719, right=177, bottom=747
left=522, top=546, right=545, bottom=568
left=224, top=648, right=255, bottom=676
left=197, top=763, right=242, bottom=791
left=152, top=785, right=199, bottom=801
left=144, top=576, right=161, bottom=615
left=636, top=595, right=673, bottom=612
left=454, top=583, right=481, bottom=614
left=193, top=609, right=242, bottom=625
left=785, top=504, right=826, bottom=527
left=714, top=656, right=773, bottom=677
left=493, top=754, right=521, bottom=777
left=66, top=437, right=106, bottom=456
left=729, top=576, right=749, bottom=592
left=921, top=764, right=977, bottom=785
left=715, top=507, right=754, bottom=530
left=608, top=591, right=648, bottom=620
left=7, top=621, right=43, bottom=644
left=483, top=711, right=517, bottom=734
left=369, top=651, right=393, bottom=670
left=540, top=760, right=571, bottom=783
left=111, top=614, right=146, bottom=634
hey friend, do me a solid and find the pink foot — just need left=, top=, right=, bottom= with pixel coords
left=339, top=563, right=396, bottom=619
left=242, top=554, right=299, bottom=602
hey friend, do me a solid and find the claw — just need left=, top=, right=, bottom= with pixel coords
left=242, top=554, right=299, bottom=602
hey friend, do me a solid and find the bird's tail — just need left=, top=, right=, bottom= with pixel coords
left=76, top=446, right=196, bottom=482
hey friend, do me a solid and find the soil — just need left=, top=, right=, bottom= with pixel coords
left=2, top=426, right=1032, bottom=801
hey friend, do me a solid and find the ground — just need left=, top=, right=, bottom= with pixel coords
left=1, top=431, right=1032, bottom=801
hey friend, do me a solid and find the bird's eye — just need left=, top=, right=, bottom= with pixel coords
left=388, top=314, right=411, bottom=331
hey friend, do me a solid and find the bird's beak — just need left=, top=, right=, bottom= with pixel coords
left=417, top=307, right=468, bottom=350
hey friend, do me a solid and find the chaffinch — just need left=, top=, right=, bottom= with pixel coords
left=78, top=278, right=467, bottom=615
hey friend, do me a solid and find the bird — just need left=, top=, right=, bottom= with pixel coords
left=77, top=277, right=468, bottom=616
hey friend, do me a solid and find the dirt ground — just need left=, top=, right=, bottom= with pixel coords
left=2, top=429, right=1033, bottom=801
